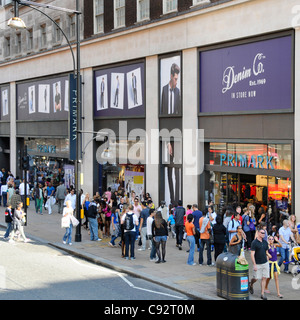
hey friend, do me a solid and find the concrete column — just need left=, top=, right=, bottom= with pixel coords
left=294, top=27, right=300, bottom=223
left=81, top=67, right=94, bottom=197
left=10, top=82, right=17, bottom=176
left=145, top=55, right=159, bottom=206
left=182, top=48, right=199, bottom=207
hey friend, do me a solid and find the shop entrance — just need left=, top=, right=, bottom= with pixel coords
left=209, top=172, right=292, bottom=227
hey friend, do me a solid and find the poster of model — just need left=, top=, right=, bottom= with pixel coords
left=94, top=61, right=145, bottom=118
left=28, top=86, right=36, bottom=114
left=96, top=74, right=108, bottom=110
left=53, top=81, right=62, bottom=112
left=1, top=89, right=9, bottom=117
left=38, top=84, right=50, bottom=113
left=64, top=79, right=69, bottom=111
left=127, top=67, right=143, bottom=109
left=125, top=170, right=144, bottom=200
left=160, top=54, right=182, bottom=116
left=161, top=140, right=182, bottom=206
left=110, top=73, right=125, bottom=110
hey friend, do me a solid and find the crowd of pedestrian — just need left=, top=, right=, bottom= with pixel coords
left=2, top=166, right=300, bottom=299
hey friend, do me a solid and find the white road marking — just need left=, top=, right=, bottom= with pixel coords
left=68, top=256, right=186, bottom=300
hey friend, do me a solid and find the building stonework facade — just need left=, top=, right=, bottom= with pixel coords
left=0, top=0, right=299, bottom=225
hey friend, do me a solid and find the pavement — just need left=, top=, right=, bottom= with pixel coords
left=1, top=202, right=299, bottom=300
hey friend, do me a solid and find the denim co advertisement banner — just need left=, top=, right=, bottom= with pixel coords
left=16, top=75, right=70, bottom=121
left=199, top=35, right=292, bottom=113
left=94, top=61, right=145, bottom=118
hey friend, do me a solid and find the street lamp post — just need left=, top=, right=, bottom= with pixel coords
left=8, top=0, right=83, bottom=242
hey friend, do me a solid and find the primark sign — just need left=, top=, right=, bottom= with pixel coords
left=220, top=153, right=275, bottom=170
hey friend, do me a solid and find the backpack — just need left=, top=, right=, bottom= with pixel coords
left=5, top=208, right=12, bottom=223
left=87, top=203, right=98, bottom=218
left=124, top=213, right=134, bottom=231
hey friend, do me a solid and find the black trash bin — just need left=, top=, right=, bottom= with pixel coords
left=216, top=252, right=249, bottom=300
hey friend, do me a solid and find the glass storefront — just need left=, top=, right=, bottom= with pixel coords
left=98, top=138, right=145, bottom=199
left=25, top=138, right=75, bottom=188
left=206, top=142, right=292, bottom=228
left=210, top=142, right=291, bottom=171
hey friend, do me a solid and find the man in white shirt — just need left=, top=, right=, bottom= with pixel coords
left=147, top=209, right=157, bottom=261
left=64, top=189, right=76, bottom=212
left=1, top=183, right=7, bottom=207
left=19, top=180, right=30, bottom=204
left=207, top=205, right=217, bottom=225
left=278, top=220, right=295, bottom=273
left=227, top=212, right=241, bottom=241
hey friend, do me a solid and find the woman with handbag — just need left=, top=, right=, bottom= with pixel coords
left=62, top=200, right=77, bottom=245
left=9, top=202, right=30, bottom=243
left=229, top=226, right=244, bottom=256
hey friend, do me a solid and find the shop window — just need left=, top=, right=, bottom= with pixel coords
left=209, top=142, right=226, bottom=165
left=209, top=142, right=291, bottom=171
left=98, top=137, right=146, bottom=199
left=268, top=144, right=292, bottom=171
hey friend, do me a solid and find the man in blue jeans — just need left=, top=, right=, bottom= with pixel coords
left=121, top=205, right=139, bottom=260
left=199, top=215, right=213, bottom=266
left=278, top=220, right=295, bottom=273
left=87, top=199, right=102, bottom=242
left=174, top=200, right=185, bottom=250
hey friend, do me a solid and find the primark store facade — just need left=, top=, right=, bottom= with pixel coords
left=0, top=0, right=299, bottom=224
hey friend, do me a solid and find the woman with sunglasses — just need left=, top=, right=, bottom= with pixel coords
left=265, top=235, right=283, bottom=298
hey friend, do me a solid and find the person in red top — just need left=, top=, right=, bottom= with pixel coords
left=199, top=214, right=213, bottom=266
left=231, top=206, right=243, bottom=224
left=185, top=214, right=196, bottom=265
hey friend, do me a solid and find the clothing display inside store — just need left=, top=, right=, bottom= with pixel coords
left=208, top=172, right=292, bottom=227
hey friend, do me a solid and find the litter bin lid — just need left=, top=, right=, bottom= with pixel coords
left=216, top=252, right=248, bottom=270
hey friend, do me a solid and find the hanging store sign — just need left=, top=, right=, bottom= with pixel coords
left=69, top=73, right=78, bottom=161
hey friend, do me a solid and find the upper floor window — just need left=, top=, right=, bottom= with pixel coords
left=53, top=19, right=61, bottom=43
left=40, top=24, right=47, bottom=48
left=69, top=14, right=76, bottom=39
left=193, top=0, right=210, bottom=5
left=4, top=36, right=10, bottom=57
left=137, top=0, right=149, bottom=22
left=163, top=0, right=177, bottom=14
left=27, top=28, right=33, bottom=51
left=114, top=0, right=125, bottom=29
left=94, top=0, right=104, bottom=34
left=16, top=33, right=22, bottom=54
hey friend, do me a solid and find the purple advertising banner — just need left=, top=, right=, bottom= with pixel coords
left=17, top=75, right=69, bottom=121
left=199, top=35, right=292, bottom=113
left=94, top=61, right=145, bottom=118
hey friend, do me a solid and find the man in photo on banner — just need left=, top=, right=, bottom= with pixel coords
left=161, top=63, right=181, bottom=115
